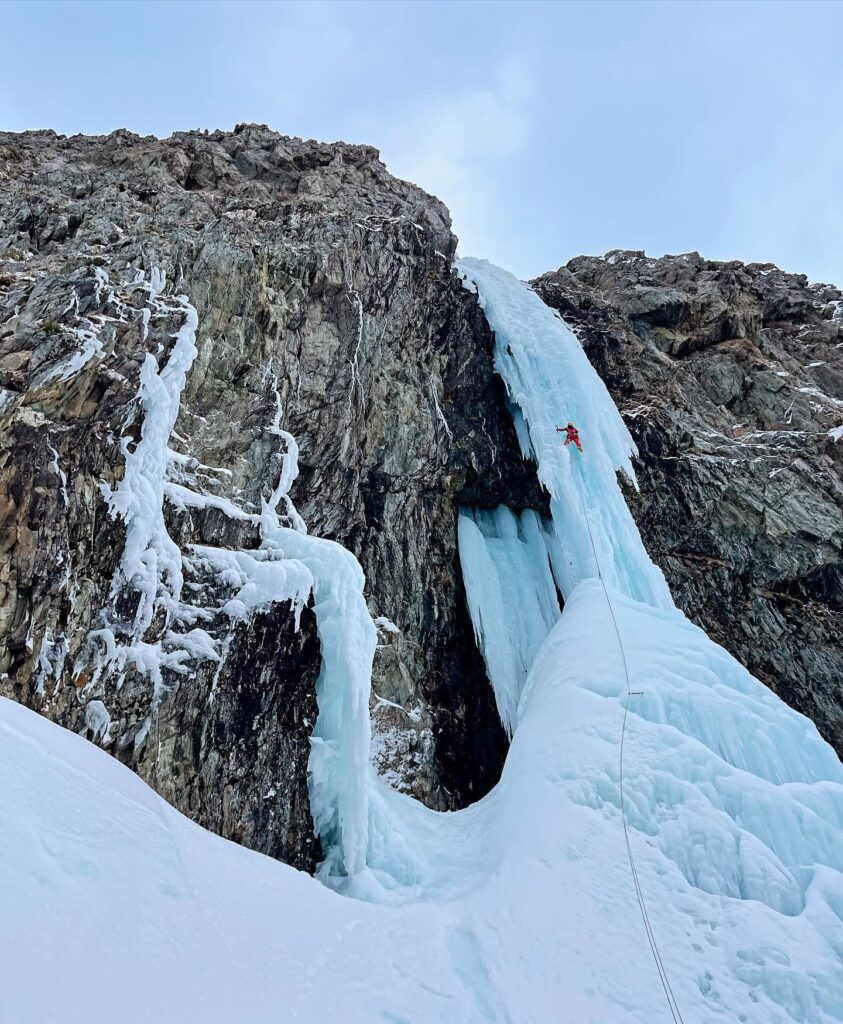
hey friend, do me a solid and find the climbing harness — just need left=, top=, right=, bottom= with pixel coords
left=572, top=460, right=686, bottom=1024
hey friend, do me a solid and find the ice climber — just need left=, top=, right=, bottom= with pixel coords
left=557, top=422, right=583, bottom=453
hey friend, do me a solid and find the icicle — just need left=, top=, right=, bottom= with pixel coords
left=458, top=506, right=561, bottom=733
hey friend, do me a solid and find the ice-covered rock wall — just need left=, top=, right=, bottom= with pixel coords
left=0, top=127, right=547, bottom=866
left=443, top=262, right=843, bottom=1022
left=1, top=123, right=842, bottom=1021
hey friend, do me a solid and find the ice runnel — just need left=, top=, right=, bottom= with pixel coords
left=457, top=506, right=561, bottom=734
left=105, top=272, right=199, bottom=632
left=265, top=525, right=377, bottom=880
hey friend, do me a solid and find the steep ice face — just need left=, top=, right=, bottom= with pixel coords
left=456, top=257, right=673, bottom=610
left=445, top=260, right=843, bottom=1021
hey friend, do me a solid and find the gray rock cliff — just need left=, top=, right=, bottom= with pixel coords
left=535, top=251, right=842, bottom=756
left=1, top=129, right=839, bottom=875
left=0, top=125, right=545, bottom=869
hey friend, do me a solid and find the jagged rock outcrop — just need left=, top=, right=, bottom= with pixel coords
left=0, top=125, right=547, bottom=869
left=535, top=251, right=843, bottom=756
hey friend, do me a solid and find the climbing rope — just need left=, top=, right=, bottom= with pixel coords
left=572, top=460, right=686, bottom=1024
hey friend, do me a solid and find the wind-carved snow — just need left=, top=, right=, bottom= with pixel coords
left=5, top=260, right=843, bottom=1024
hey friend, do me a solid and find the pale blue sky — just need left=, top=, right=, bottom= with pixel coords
left=3, top=1, right=842, bottom=284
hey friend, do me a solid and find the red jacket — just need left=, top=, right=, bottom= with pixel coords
left=558, top=425, right=580, bottom=443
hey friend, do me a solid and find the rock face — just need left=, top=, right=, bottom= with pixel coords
left=2, top=128, right=840, bottom=875
left=535, top=251, right=843, bottom=757
left=0, top=125, right=547, bottom=869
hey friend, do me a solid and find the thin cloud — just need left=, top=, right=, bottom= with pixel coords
left=382, top=57, right=536, bottom=257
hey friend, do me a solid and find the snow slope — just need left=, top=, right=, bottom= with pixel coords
left=2, top=260, right=842, bottom=1024
left=0, top=696, right=474, bottom=1024
left=4, top=581, right=841, bottom=1022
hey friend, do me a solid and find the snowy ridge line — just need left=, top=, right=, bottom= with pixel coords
left=573, top=461, right=685, bottom=1024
